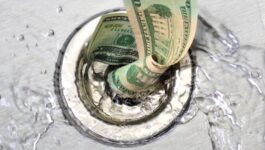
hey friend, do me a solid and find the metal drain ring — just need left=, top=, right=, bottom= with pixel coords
left=54, top=8, right=196, bottom=147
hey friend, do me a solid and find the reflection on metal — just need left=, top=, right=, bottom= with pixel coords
left=54, top=8, right=195, bottom=146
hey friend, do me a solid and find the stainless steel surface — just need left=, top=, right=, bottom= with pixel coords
left=1, top=0, right=265, bottom=150
left=56, top=10, right=194, bottom=145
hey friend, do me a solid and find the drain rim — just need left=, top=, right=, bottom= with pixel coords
left=76, top=56, right=174, bottom=126
left=54, top=8, right=196, bottom=147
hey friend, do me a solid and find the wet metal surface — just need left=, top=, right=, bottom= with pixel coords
left=55, top=10, right=194, bottom=145
left=1, top=0, right=265, bottom=149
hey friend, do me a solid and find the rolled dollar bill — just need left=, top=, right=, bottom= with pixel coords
left=86, top=13, right=138, bottom=65
left=107, top=55, right=167, bottom=96
left=86, top=0, right=198, bottom=97
left=106, top=0, right=198, bottom=96
left=123, top=0, right=198, bottom=63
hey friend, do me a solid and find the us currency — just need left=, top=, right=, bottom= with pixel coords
left=106, top=0, right=198, bottom=96
left=86, top=13, right=138, bottom=65
left=86, top=13, right=163, bottom=96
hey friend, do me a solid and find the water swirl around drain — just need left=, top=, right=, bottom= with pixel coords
left=54, top=8, right=195, bottom=146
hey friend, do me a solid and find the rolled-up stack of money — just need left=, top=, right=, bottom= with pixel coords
left=87, top=0, right=198, bottom=97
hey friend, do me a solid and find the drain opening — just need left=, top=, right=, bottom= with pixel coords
left=54, top=8, right=195, bottom=146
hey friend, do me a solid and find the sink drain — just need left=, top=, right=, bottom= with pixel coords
left=54, top=8, right=195, bottom=146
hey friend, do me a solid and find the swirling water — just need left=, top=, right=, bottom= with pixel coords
left=180, top=15, right=265, bottom=149
left=0, top=2, right=265, bottom=150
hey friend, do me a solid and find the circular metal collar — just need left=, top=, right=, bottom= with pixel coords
left=54, top=8, right=195, bottom=147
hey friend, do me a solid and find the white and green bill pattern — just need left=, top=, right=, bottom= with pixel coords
left=87, top=13, right=138, bottom=65
left=87, top=0, right=198, bottom=97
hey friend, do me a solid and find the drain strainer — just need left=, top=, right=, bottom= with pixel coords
left=55, top=8, right=195, bottom=146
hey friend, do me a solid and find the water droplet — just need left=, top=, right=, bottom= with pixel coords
left=35, top=43, right=39, bottom=47
left=47, top=29, right=55, bottom=37
left=40, top=70, right=47, bottom=74
left=17, top=34, right=25, bottom=41
left=250, top=71, right=261, bottom=79
left=56, top=6, right=63, bottom=13
left=26, top=24, right=29, bottom=29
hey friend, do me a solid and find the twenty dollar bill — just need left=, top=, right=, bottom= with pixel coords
left=87, top=0, right=198, bottom=97
left=87, top=13, right=138, bottom=65
left=107, top=0, right=198, bottom=96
